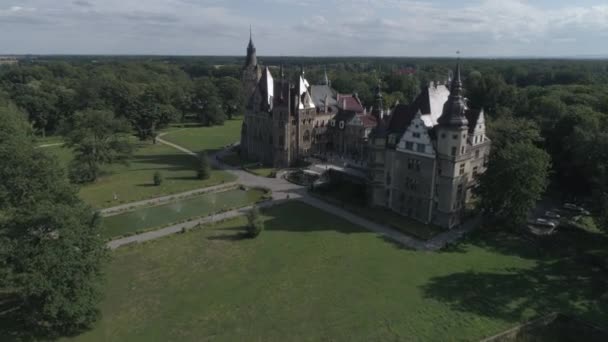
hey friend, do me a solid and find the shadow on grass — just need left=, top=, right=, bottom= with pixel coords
left=207, top=232, right=249, bottom=241
left=421, top=227, right=608, bottom=326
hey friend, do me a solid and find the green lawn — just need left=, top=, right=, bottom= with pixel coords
left=66, top=202, right=607, bottom=341
left=43, top=142, right=235, bottom=209
left=161, top=119, right=243, bottom=154
left=101, top=188, right=267, bottom=239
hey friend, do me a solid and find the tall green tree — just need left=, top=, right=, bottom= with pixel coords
left=0, top=105, right=106, bottom=336
left=476, top=142, right=551, bottom=229
left=64, top=110, right=133, bottom=183
left=217, top=77, right=244, bottom=120
left=191, top=78, right=226, bottom=126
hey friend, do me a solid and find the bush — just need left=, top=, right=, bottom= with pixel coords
left=68, top=159, right=98, bottom=184
left=153, top=171, right=163, bottom=186
left=246, top=206, right=264, bottom=238
left=197, top=152, right=211, bottom=180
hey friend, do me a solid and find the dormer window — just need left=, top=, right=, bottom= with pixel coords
left=413, top=132, right=421, bottom=138
left=339, top=121, right=345, bottom=129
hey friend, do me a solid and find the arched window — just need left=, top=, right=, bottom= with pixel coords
left=304, top=130, right=311, bottom=142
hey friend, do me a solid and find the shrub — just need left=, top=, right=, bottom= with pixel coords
left=197, top=152, right=211, bottom=180
left=153, top=171, right=163, bottom=186
left=246, top=206, right=264, bottom=238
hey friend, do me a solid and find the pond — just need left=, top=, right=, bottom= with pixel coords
left=102, top=188, right=266, bottom=239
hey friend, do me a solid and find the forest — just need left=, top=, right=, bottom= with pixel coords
left=0, top=56, right=606, bottom=225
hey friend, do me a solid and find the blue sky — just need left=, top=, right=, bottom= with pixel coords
left=1, top=0, right=607, bottom=57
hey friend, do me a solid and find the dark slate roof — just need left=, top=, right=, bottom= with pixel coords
left=310, top=85, right=338, bottom=110
left=465, top=108, right=483, bottom=133
left=386, top=83, right=450, bottom=133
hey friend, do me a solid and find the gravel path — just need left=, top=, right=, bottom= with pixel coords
left=106, top=136, right=479, bottom=251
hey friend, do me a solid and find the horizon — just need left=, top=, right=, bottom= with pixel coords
left=1, top=1, right=607, bottom=57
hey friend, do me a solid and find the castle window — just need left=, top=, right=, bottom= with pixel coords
left=475, top=149, right=480, bottom=158
left=413, top=132, right=421, bottom=138
left=453, top=134, right=458, bottom=140
left=417, top=143, right=425, bottom=153
left=451, top=147, right=457, bottom=156
left=303, top=130, right=311, bottom=142
left=457, top=184, right=463, bottom=199
left=415, top=160, right=421, bottom=172
left=408, top=159, right=414, bottom=170
left=459, top=163, right=466, bottom=176
left=386, top=173, right=392, bottom=186
left=441, top=133, right=446, bottom=139
left=461, top=146, right=465, bottom=155
left=473, top=166, right=479, bottom=177
left=279, top=135, right=285, bottom=147
left=405, top=141, right=414, bottom=150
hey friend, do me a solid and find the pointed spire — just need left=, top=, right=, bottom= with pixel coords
left=323, top=66, right=329, bottom=86
left=438, top=57, right=468, bottom=128
left=244, top=26, right=257, bottom=68
left=372, top=81, right=384, bottom=119
left=280, top=64, right=285, bottom=79
left=300, top=65, right=305, bottom=76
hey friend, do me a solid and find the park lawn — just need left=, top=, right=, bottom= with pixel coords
left=161, top=119, right=243, bottom=155
left=68, top=202, right=607, bottom=341
left=43, top=142, right=235, bottom=209
left=101, top=188, right=268, bottom=239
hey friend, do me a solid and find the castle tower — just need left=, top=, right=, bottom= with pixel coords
left=242, top=27, right=262, bottom=104
left=434, top=62, right=471, bottom=228
left=371, top=82, right=384, bottom=119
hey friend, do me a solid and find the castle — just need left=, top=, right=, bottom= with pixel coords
left=240, top=34, right=491, bottom=229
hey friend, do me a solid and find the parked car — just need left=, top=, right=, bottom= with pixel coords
left=563, top=203, right=590, bottom=215
left=544, top=211, right=561, bottom=219
left=533, top=218, right=558, bottom=228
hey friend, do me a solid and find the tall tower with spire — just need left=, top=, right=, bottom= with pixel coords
left=242, top=27, right=262, bottom=106
left=371, top=82, right=384, bottom=119
left=434, top=61, right=471, bottom=228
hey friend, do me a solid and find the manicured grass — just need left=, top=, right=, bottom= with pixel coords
left=42, top=142, right=236, bottom=209
left=161, top=119, right=243, bottom=155
left=67, top=202, right=607, bottom=341
left=101, top=188, right=267, bottom=239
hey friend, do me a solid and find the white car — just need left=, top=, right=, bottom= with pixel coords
left=534, top=218, right=557, bottom=228
left=544, top=211, right=561, bottom=219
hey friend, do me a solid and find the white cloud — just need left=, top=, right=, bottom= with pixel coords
left=0, top=0, right=606, bottom=56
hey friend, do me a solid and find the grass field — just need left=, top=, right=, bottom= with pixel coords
left=43, top=142, right=235, bottom=209
left=101, top=188, right=267, bottom=239
left=66, top=202, right=607, bottom=341
left=161, top=119, right=243, bottom=155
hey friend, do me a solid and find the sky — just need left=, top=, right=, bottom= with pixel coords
left=1, top=0, right=608, bottom=57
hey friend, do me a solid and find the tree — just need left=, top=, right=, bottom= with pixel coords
left=64, top=110, right=133, bottom=183
left=128, top=91, right=178, bottom=141
left=246, top=205, right=264, bottom=238
left=191, top=78, right=226, bottom=126
left=153, top=171, right=163, bottom=186
left=476, top=142, right=551, bottom=229
left=217, top=77, right=244, bottom=119
left=0, top=105, right=106, bottom=336
left=197, top=152, right=211, bottom=180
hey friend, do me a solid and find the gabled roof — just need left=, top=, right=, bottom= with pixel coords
left=387, top=83, right=450, bottom=133
left=337, top=94, right=365, bottom=113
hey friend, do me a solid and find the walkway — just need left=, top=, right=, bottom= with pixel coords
left=107, top=135, right=480, bottom=251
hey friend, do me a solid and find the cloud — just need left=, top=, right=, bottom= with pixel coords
left=0, top=0, right=606, bottom=56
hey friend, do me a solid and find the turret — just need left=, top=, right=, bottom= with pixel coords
left=244, top=26, right=257, bottom=68
left=371, top=82, right=384, bottom=119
